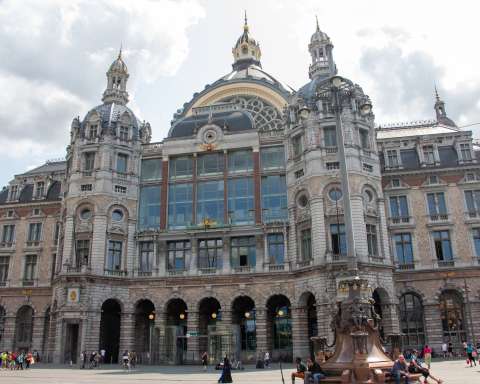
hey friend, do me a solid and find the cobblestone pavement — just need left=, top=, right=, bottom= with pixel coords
left=0, top=360, right=478, bottom=383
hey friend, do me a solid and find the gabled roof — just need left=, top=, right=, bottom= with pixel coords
left=18, top=161, right=66, bottom=176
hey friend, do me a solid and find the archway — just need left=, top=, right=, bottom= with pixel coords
left=266, top=294, right=292, bottom=361
left=14, top=305, right=33, bottom=352
left=299, top=292, right=318, bottom=359
left=439, top=290, right=466, bottom=347
left=99, top=299, right=121, bottom=363
left=232, top=296, right=256, bottom=362
left=134, top=299, right=156, bottom=364
left=164, top=298, right=188, bottom=364
left=399, top=293, right=425, bottom=350
left=198, top=297, right=223, bottom=362
left=372, top=288, right=390, bottom=340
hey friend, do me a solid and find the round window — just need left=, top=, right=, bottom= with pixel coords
left=328, top=187, right=343, bottom=201
left=297, top=194, right=309, bottom=208
left=112, top=209, right=124, bottom=221
left=80, top=208, right=92, bottom=220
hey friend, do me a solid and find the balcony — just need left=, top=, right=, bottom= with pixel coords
left=268, top=263, right=287, bottom=272
left=0, top=280, right=8, bottom=287
left=138, top=271, right=152, bottom=277
left=199, top=267, right=217, bottom=275
left=325, top=147, right=338, bottom=154
left=25, top=241, right=42, bottom=248
left=465, top=211, right=480, bottom=222
left=66, top=265, right=82, bottom=273
left=167, top=269, right=185, bottom=276
left=104, top=269, right=128, bottom=277
left=332, top=253, right=347, bottom=262
left=22, top=279, right=36, bottom=287
left=437, top=260, right=455, bottom=268
left=82, top=170, right=93, bottom=177
left=388, top=216, right=412, bottom=225
left=396, top=263, right=415, bottom=271
left=233, top=266, right=253, bottom=273
left=0, top=241, right=14, bottom=248
left=428, top=213, right=449, bottom=223
left=296, top=259, right=313, bottom=268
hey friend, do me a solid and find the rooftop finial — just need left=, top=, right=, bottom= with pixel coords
left=434, top=83, right=440, bottom=101
left=118, top=42, right=123, bottom=59
left=316, top=15, right=320, bottom=32
left=243, top=10, right=249, bottom=32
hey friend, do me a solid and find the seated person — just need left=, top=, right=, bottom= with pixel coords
left=390, top=355, right=410, bottom=384
left=292, top=357, right=307, bottom=383
left=408, top=350, right=443, bottom=384
left=304, top=358, right=326, bottom=384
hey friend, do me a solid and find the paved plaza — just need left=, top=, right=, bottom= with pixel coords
left=0, top=360, right=478, bottom=384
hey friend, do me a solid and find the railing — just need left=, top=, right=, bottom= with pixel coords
left=138, top=271, right=152, bottom=277
left=268, top=264, right=286, bottom=272
left=397, top=263, right=415, bottom=270
left=82, top=170, right=93, bottom=177
left=25, top=241, right=41, bottom=247
left=332, top=253, right=347, bottom=262
left=22, top=279, right=35, bottom=287
left=325, top=147, right=338, bottom=154
left=438, top=260, right=455, bottom=268
left=167, top=269, right=185, bottom=276
left=465, top=211, right=480, bottom=219
left=104, top=269, right=128, bottom=277
left=389, top=216, right=411, bottom=225
left=66, top=266, right=82, bottom=273
left=296, top=259, right=312, bottom=268
left=199, top=267, right=217, bottom=275
left=0, top=241, right=14, bottom=248
left=233, top=266, right=252, bottom=273
left=0, top=280, right=7, bottom=287
left=429, top=213, right=449, bottom=222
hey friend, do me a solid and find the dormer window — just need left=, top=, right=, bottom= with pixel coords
left=88, top=124, right=97, bottom=139
left=422, top=145, right=435, bottom=165
left=8, top=185, right=18, bottom=201
left=119, top=126, right=129, bottom=141
left=387, top=150, right=399, bottom=168
left=360, top=130, right=369, bottom=149
left=428, top=175, right=439, bottom=185
left=35, top=182, right=44, bottom=199
left=460, top=143, right=472, bottom=161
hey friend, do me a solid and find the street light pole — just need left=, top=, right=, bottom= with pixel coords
left=331, top=84, right=358, bottom=274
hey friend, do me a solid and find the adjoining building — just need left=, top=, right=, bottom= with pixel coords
left=0, top=18, right=478, bottom=364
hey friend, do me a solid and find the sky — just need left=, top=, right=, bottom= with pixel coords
left=0, top=0, right=479, bottom=186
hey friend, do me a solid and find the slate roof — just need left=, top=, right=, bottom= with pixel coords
left=82, top=102, right=140, bottom=138
left=19, top=161, right=66, bottom=176
left=376, top=123, right=461, bottom=140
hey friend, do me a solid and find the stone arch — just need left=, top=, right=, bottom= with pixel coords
left=0, top=305, right=6, bottom=347
left=398, top=291, right=426, bottom=349
left=133, top=299, right=156, bottom=363
left=105, top=202, right=132, bottom=221
left=297, top=291, right=318, bottom=359
left=265, top=294, right=293, bottom=361
left=231, top=295, right=257, bottom=361
left=438, top=289, right=467, bottom=345
left=396, top=286, right=426, bottom=302
left=99, top=298, right=122, bottom=364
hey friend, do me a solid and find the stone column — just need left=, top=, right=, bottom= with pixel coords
left=350, top=194, right=368, bottom=260
left=189, top=236, right=198, bottom=275
left=292, top=306, right=309, bottom=359
left=423, top=302, right=443, bottom=350
left=1, top=313, right=15, bottom=351
left=126, top=221, right=136, bottom=274
left=255, top=234, right=264, bottom=272
left=377, top=198, right=391, bottom=262
left=160, top=158, right=169, bottom=230
left=287, top=207, right=297, bottom=267
left=380, top=303, right=400, bottom=336
left=253, top=149, right=262, bottom=224
left=61, top=216, right=74, bottom=271
left=157, top=240, right=167, bottom=276
left=52, top=315, right=64, bottom=363
left=119, top=311, right=135, bottom=356
left=222, top=237, right=231, bottom=274
left=316, top=301, right=332, bottom=340
left=220, top=309, right=233, bottom=357
left=186, top=310, right=200, bottom=363
left=91, top=215, right=107, bottom=275
left=310, top=197, right=326, bottom=264
left=31, top=313, right=45, bottom=352
left=255, top=308, right=268, bottom=359
left=84, top=310, right=101, bottom=355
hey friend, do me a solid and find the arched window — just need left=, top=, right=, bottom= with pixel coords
left=399, top=293, right=425, bottom=349
left=15, top=305, right=34, bottom=350
left=439, top=290, right=466, bottom=343
left=0, top=306, right=5, bottom=345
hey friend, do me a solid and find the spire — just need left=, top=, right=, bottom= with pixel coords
left=433, top=86, right=456, bottom=127
left=102, top=50, right=129, bottom=105
left=308, top=18, right=336, bottom=79
left=231, top=12, right=261, bottom=70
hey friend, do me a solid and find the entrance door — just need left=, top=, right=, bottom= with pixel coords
left=65, top=323, right=79, bottom=364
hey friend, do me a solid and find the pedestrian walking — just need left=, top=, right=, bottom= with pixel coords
left=466, top=343, right=477, bottom=367
left=122, top=350, right=129, bottom=370
left=422, top=345, right=432, bottom=369
left=201, top=351, right=208, bottom=371
left=448, top=342, right=453, bottom=358
left=264, top=351, right=270, bottom=368
left=441, top=342, right=448, bottom=359
left=218, top=355, right=232, bottom=383
left=80, top=351, right=87, bottom=369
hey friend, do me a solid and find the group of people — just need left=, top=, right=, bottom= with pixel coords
left=80, top=350, right=105, bottom=369
left=121, top=350, right=137, bottom=370
left=291, top=357, right=326, bottom=384
left=0, top=351, right=37, bottom=370
left=391, top=351, right=443, bottom=384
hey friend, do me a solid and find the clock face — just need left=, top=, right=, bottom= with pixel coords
left=203, top=129, right=217, bottom=144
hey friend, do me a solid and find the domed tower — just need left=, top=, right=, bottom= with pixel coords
left=285, top=20, right=398, bottom=347
left=231, top=12, right=262, bottom=70
left=52, top=50, right=151, bottom=363
left=434, top=86, right=456, bottom=127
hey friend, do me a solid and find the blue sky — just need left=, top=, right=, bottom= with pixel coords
left=0, top=0, right=479, bottom=186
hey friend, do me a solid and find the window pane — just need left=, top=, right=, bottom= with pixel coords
left=261, top=175, right=287, bottom=222
left=117, top=154, right=128, bottom=173
left=169, top=156, right=193, bottom=179
left=228, top=150, right=253, bottom=173
left=324, top=126, right=337, bottom=147
left=138, top=186, right=161, bottom=229
left=197, top=181, right=224, bottom=225
left=141, top=159, right=162, bottom=181
left=198, top=153, right=224, bottom=175
left=261, top=147, right=285, bottom=170
left=227, top=178, right=254, bottom=225
left=268, top=234, right=284, bottom=264
left=168, top=183, right=193, bottom=228
left=230, top=236, right=256, bottom=267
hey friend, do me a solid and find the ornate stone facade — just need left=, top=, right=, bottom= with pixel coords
left=0, top=19, right=478, bottom=364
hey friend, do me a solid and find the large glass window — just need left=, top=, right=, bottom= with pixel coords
left=268, top=234, right=284, bottom=265
left=301, top=229, right=312, bottom=261
left=228, top=150, right=253, bottom=173
left=227, top=178, right=254, bottom=225
left=141, top=159, right=162, bottom=181
left=433, top=230, right=453, bottom=261
left=139, top=242, right=154, bottom=273
left=427, top=192, right=447, bottom=217
left=1, top=225, right=15, bottom=244
left=84, top=152, right=95, bottom=172
left=197, top=153, right=224, bottom=175
left=394, top=233, right=414, bottom=266
left=366, top=224, right=378, bottom=257
left=167, top=240, right=190, bottom=271
left=138, top=186, right=161, bottom=229
left=473, top=229, right=480, bottom=258
left=323, top=126, right=337, bottom=147
left=331, top=223, right=346, bottom=255
left=464, top=190, right=480, bottom=214
left=117, top=153, right=128, bottom=173
left=439, top=291, right=466, bottom=342
left=168, top=183, right=193, bottom=228
left=261, top=147, right=285, bottom=171
left=107, top=241, right=122, bottom=271
left=399, top=293, right=425, bottom=349
left=169, top=156, right=193, bottom=179
left=27, top=223, right=42, bottom=242
left=0, top=256, right=9, bottom=284
left=231, top=236, right=256, bottom=268
left=75, top=239, right=90, bottom=266
left=389, top=196, right=409, bottom=219
left=198, top=238, right=223, bottom=269
left=197, top=181, right=224, bottom=225
left=261, top=175, right=287, bottom=222
left=24, top=255, right=37, bottom=281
